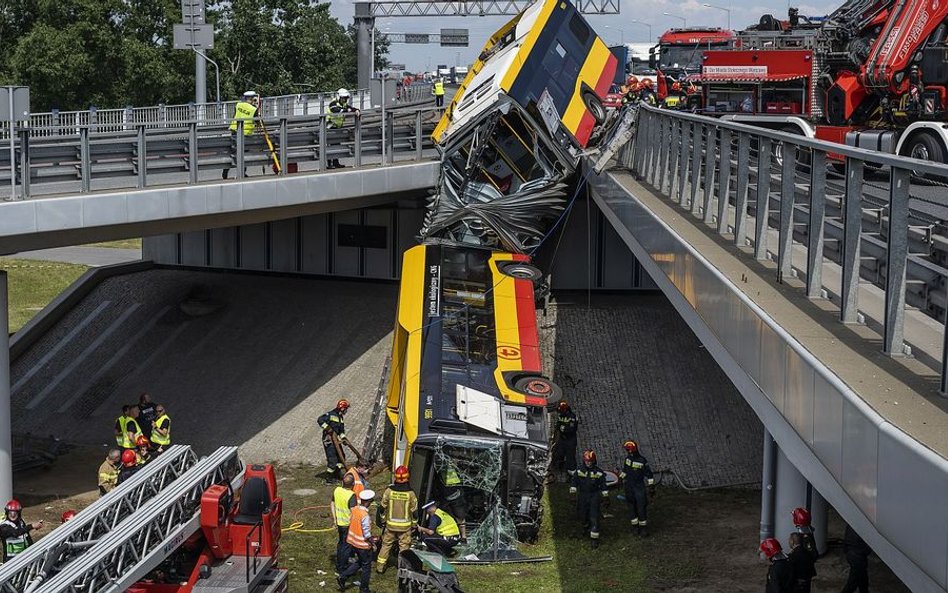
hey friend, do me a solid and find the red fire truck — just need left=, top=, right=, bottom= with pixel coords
left=648, top=28, right=735, bottom=103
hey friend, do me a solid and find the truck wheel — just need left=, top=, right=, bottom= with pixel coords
left=901, top=132, right=947, bottom=180
left=774, top=125, right=810, bottom=171
left=583, top=92, right=606, bottom=124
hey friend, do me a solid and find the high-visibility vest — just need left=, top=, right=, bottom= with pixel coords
left=346, top=468, right=365, bottom=496
left=434, top=82, right=445, bottom=96
left=333, top=487, right=354, bottom=527
left=443, top=468, right=460, bottom=486
left=346, top=505, right=372, bottom=549
left=120, top=418, right=142, bottom=449
left=115, top=415, right=127, bottom=446
left=385, top=489, right=415, bottom=531
left=433, top=509, right=460, bottom=537
left=328, top=101, right=347, bottom=128
left=1, top=520, right=30, bottom=558
left=229, top=101, right=257, bottom=135
left=150, top=414, right=171, bottom=446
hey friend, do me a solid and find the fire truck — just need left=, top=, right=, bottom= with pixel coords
left=693, top=2, right=948, bottom=166
left=648, top=27, right=735, bottom=103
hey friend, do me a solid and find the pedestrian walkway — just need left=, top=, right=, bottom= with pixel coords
left=11, top=247, right=141, bottom=267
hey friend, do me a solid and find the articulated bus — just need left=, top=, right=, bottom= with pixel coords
left=386, top=244, right=558, bottom=541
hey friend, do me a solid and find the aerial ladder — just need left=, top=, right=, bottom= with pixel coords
left=0, top=446, right=286, bottom=593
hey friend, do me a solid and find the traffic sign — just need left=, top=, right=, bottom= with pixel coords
left=0, top=87, right=30, bottom=122
left=440, top=28, right=469, bottom=46
left=173, top=23, right=214, bottom=49
left=180, top=0, right=205, bottom=22
left=405, top=33, right=430, bottom=44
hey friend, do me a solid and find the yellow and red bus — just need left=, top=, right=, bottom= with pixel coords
left=386, top=244, right=557, bottom=541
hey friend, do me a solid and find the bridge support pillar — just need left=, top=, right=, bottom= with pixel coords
left=0, top=272, right=11, bottom=503
left=773, top=444, right=828, bottom=555
left=354, top=3, right=374, bottom=91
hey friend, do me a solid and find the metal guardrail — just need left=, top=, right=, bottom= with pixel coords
left=626, top=104, right=948, bottom=390
left=0, top=84, right=434, bottom=139
left=0, top=104, right=441, bottom=199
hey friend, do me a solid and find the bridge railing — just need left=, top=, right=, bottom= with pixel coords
left=626, top=104, right=948, bottom=389
left=0, top=104, right=441, bottom=199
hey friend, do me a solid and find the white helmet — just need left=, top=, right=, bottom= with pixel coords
left=337, top=88, right=350, bottom=99
left=242, top=90, right=258, bottom=98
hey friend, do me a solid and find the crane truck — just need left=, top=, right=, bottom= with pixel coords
left=691, top=2, right=948, bottom=165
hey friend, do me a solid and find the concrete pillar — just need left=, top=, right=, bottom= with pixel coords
left=773, top=445, right=828, bottom=554
left=0, top=272, right=11, bottom=504
left=354, top=3, right=375, bottom=91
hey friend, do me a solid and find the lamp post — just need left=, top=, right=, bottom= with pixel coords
left=603, top=25, right=625, bottom=45
left=663, top=12, right=687, bottom=27
left=629, top=19, right=652, bottom=42
left=702, top=3, right=731, bottom=29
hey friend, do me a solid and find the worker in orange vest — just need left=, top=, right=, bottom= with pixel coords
left=337, top=489, right=376, bottom=593
left=345, top=463, right=368, bottom=497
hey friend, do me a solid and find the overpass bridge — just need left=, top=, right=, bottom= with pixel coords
left=2, top=98, right=948, bottom=591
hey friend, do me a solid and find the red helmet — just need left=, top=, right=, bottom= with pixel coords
left=642, top=79, right=654, bottom=89
left=136, top=435, right=149, bottom=447
left=671, top=81, right=682, bottom=92
left=760, top=537, right=782, bottom=559
left=791, top=507, right=811, bottom=528
left=623, top=440, right=638, bottom=454
left=336, top=399, right=350, bottom=411
left=394, top=465, right=410, bottom=483
left=626, top=75, right=638, bottom=87
left=5, top=500, right=22, bottom=513
left=121, top=449, right=137, bottom=467
left=61, top=510, right=76, bottom=523
left=557, top=400, right=569, bottom=413
left=582, top=450, right=596, bottom=465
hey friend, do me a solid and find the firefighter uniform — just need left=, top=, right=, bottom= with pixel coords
left=639, top=88, right=657, bottom=106
left=788, top=540, right=817, bottom=593
left=551, top=408, right=578, bottom=478
left=97, top=457, right=120, bottom=496
left=619, top=451, right=655, bottom=535
left=332, top=484, right=357, bottom=574
left=376, top=482, right=417, bottom=572
left=0, top=517, right=35, bottom=562
left=766, top=552, right=794, bottom=593
left=317, top=407, right=347, bottom=479
left=570, top=464, right=608, bottom=545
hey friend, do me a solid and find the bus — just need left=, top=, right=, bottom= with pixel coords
left=425, top=0, right=618, bottom=253
left=386, top=243, right=557, bottom=543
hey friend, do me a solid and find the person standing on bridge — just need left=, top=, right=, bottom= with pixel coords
left=138, top=393, right=157, bottom=441
left=638, top=79, right=657, bottom=106
left=98, top=449, right=122, bottom=496
left=433, top=78, right=445, bottom=108
left=788, top=532, right=816, bottom=593
left=0, top=500, right=42, bottom=562
left=548, top=399, right=578, bottom=483
left=116, top=449, right=140, bottom=485
left=318, top=399, right=351, bottom=482
left=327, top=89, right=359, bottom=170
left=791, top=507, right=819, bottom=562
left=150, top=404, right=171, bottom=454
left=223, top=91, right=260, bottom=180
left=115, top=404, right=131, bottom=448
left=570, top=449, right=608, bottom=549
left=619, top=439, right=655, bottom=537
left=120, top=405, right=143, bottom=450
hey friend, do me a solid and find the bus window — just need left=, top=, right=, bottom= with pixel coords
left=568, top=13, right=590, bottom=45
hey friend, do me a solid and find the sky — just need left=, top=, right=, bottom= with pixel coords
left=326, top=0, right=825, bottom=72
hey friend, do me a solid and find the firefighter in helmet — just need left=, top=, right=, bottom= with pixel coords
left=376, top=465, right=417, bottom=573
left=0, top=500, right=41, bottom=561
left=318, top=399, right=350, bottom=481
left=570, top=450, right=608, bottom=548
left=619, top=440, right=655, bottom=536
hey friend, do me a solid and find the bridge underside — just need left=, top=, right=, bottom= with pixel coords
left=591, top=169, right=948, bottom=593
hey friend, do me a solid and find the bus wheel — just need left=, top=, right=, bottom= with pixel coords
left=583, top=92, right=606, bottom=125
left=514, top=376, right=556, bottom=398
left=500, top=262, right=543, bottom=282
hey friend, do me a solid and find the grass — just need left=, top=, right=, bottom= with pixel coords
left=0, top=258, right=88, bottom=332
left=83, top=238, right=143, bottom=249
left=276, top=464, right=710, bottom=593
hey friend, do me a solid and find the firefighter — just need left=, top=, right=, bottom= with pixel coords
left=318, top=399, right=351, bottom=481
left=61, top=510, right=77, bottom=523
left=841, top=524, right=871, bottom=593
left=150, top=404, right=171, bottom=454
left=619, top=440, right=655, bottom=537
left=376, top=465, right=417, bottom=573
left=0, top=500, right=41, bottom=562
left=621, top=79, right=640, bottom=105
left=548, top=399, right=578, bottom=483
left=787, top=532, right=816, bottom=593
left=328, top=89, right=359, bottom=169
left=438, top=464, right=468, bottom=540
left=433, top=77, right=446, bottom=108
left=98, top=449, right=122, bottom=496
left=135, top=435, right=151, bottom=466
left=639, top=79, right=657, bottom=106
left=417, top=500, right=461, bottom=557
left=761, top=537, right=793, bottom=593
left=223, top=90, right=259, bottom=179
left=331, top=473, right=357, bottom=576
left=116, top=449, right=140, bottom=485
left=791, top=507, right=818, bottom=561
left=337, top=489, right=377, bottom=593
left=570, top=450, right=608, bottom=548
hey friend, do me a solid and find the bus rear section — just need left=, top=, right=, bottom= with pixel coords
left=385, top=244, right=557, bottom=547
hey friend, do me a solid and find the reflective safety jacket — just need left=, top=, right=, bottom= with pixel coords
left=328, top=99, right=356, bottom=128
left=347, top=504, right=373, bottom=549
left=346, top=467, right=366, bottom=496
left=431, top=509, right=460, bottom=537
left=333, top=486, right=356, bottom=527
left=115, top=414, right=129, bottom=446
left=571, top=465, right=608, bottom=498
left=381, top=483, right=417, bottom=531
left=619, top=452, right=654, bottom=489
left=433, top=82, right=445, bottom=96
left=555, top=410, right=578, bottom=439
left=120, top=417, right=142, bottom=449
left=0, top=518, right=34, bottom=562
left=150, top=414, right=171, bottom=446
left=229, top=101, right=257, bottom=135
left=318, top=409, right=346, bottom=440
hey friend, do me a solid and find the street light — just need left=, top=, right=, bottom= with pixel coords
left=629, top=19, right=652, bottom=42
left=602, top=25, right=625, bottom=45
left=702, top=3, right=731, bottom=29
left=663, top=12, right=687, bottom=27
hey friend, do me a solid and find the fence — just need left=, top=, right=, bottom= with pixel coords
left=625, top=104, right=948, bottom=390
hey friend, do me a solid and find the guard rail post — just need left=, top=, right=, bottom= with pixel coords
left=689, top=123, right=703, bottom=217
left=716, top=129, right=733, bottom=234
left=386, top=111, right=395, bottom=163
left=18, top=129, right=29, bottom=199
left=279, top=119, right=288, bottom=176
left=79, top=126, right=91, bottom=192
left=137, top=125, right=147, bottom=188
left=667, top=119, right=681, bottom=199
left=318, top=115, right=328, bottom=171
left=840, top=158, right=864, bottom=323
left=777, top=143, right=797, bottom=283
left=676, top=121, right=689, bottom=206
left=884, top=166, right=910, bottom=355
left=806, top=150, right=827, bottom=297
left=236, top=120, right=246, bottom=180
left=354, top=113, right=362, bottom=168
left=188, top=122, right=199, bottom=184
left=734, top=133, right=751, bottom=246
left=415, top=110, right=423, bottom=161
left=656, top=116, right=669, bottom=194
left=702, top=125, right=716, bottom=225
left=754, top=138, right=772, bottom=260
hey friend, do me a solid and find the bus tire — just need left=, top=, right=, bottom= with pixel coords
left=499, top=262, right=543, bottom=282
left=582, top=91, right=606, bottom=125
left=900, top=131, right=947, bottom=180
left=513, top=376, right=557, bottom=399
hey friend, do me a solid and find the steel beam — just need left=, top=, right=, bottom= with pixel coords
left=366, top=0, right=619, bottom=16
